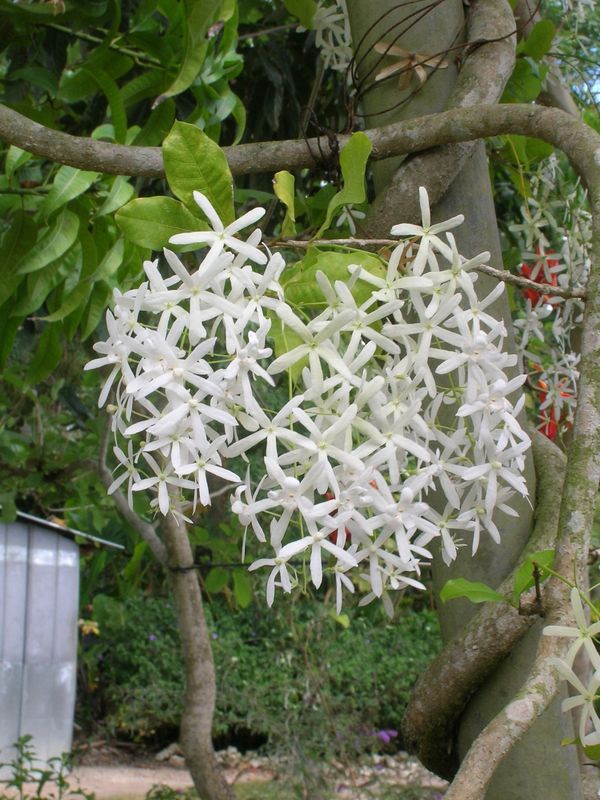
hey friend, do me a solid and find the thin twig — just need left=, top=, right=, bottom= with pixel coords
left=97, top=416, right=168, bottom=566
left=272, top=238, right=586, bottom=299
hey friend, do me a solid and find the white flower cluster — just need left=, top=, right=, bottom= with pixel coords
left=545, top=588, right=600, bottom=749
left=509, top=157, right=590, bottom=440
left=310, top=0, right=352, bottom=73
left=87, top=187, right=530, bottom=612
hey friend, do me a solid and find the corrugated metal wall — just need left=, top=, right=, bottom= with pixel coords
left=0, top=521, right=79, bottom=771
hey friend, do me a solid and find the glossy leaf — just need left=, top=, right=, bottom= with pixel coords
left=273, top=170, right=296, bottom=237
left=41, top=165, right=99, bottom=217
left=440, top=578, right=506, bottom=605
left=317, top=132, right=372, bottom=236
left=162, top=121, right=235, bottom=223
left=501, top=59, right=543, bottom=104
left=116, top=196, right=207, bottom=249
left=83, top=66, right=128, bottom=143
left=16, top=209, right=79, bottom=275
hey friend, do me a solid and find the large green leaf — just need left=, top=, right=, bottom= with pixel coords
left=116, top=196, right=207, bottom=249
left=41, top=166, right=99, bottom=217
left=273, top=170, right=296, bottom=238
left=317, top=132, right=372, bottom=236
left=440, top=578, right=506, bottom=605
left=16, top=209, right=79, bottom=275
left=162, top=121, right=234, bottom=223
left=161, top=0, right=222, bottom=99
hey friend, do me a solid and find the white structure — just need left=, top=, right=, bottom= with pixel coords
left=0, top=512, right=122, bottom=770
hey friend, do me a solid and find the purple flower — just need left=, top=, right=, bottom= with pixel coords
left=211, top=632, right=218, bottom=639
left=148, top=634, right=157, bottom=642
left=375, top=729, right=398, bottom=744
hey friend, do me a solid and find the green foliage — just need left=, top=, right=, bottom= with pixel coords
left=512, top=549, right=554, bottom=605
left=439, top=578, right=506, bottom=605
left=273, top=170, right=297, bottom=237
left=116, top=197, right=207, bottom=249
left=82, top=591, right=440, bottom=749
left=0, top=735, right=95, bottom=800
left=162, top=121, right=235, bottom=223
left=317, top=132, right=372, bottom=236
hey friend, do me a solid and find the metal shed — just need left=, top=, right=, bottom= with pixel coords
left=0, top=512, right=122, bottom=771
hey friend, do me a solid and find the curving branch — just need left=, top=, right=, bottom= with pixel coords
left=402, top=431, right=566, bottom=779
left=97, top=416, right=168, bottom=566
left=0, top=102, right=597, bottom=185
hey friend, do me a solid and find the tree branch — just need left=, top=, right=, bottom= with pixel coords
left=402, top=431, right=566, bottom=779
left=97, top=416, right=168, bottom=566
left=0, top=102, right=597, bottom=185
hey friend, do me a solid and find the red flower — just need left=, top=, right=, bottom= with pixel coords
left=520, top=247, right=559, bottom=305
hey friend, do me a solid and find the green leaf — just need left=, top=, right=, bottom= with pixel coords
left=330, top=611, right=350, bottom=628
left=512, top=549, right=555, bottom=604
left=282, top=247, right=386, bottom=308
left=501, top=59, right=543, bottom=103
left=5, top=146, right=32, bottom=179
left=92, top=238, right=125, bottom=281
left=131, top=99, right=176, bottom=146
left=83, top=66, right=128, bottom=143
left=583, top=743, right=600, bottom=762
left=81, top=283, right=112, bottom=340
left=517, top=19, right=555, bottom=61
left=233, top=569, right=253, bottom=608
left=95, top=176, right=135, bottom=217
left=162, top=121, right=235, bottom=223
left=116, top=196, right=207, bottom=249
left=27, top=324, right=62, bottom=383
left=273, top=170, right=296, bottom=237
left=161, top=0, right=221, bottom=99
left=205, top=567, right=229, bottom=593
left=11, top=261, right=63, bottom=317
left=0, top=211, right=37, bottom=305
left=16, top=209, right=79, bottom=275
left=41, top=166, right=99, bottom=217
left=284, top=0, right=316, bottom=27
left=440, top=578, right=506, bottom=605
left=317, top=132, right=372, bottom=236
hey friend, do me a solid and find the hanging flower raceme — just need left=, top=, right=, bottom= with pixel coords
left=87, top=187, right=531, bottom=611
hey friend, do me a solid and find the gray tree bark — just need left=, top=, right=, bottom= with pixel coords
left=345, top=1, right=582, bottom=797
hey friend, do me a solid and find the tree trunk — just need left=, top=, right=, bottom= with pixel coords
left=345, top=1, right=582, bottom=797
left=162, top=512, right=235, bottom=800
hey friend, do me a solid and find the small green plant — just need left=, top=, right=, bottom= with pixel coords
left=0, top=736, right=94, bottom=800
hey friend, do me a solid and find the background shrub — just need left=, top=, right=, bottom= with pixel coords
left=80, top=590, right=441, bottom=757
